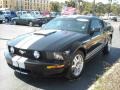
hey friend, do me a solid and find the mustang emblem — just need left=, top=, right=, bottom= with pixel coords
left=19, top=50, right=26, bottom=54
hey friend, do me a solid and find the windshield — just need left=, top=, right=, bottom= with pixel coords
left=43, top=18, right=89, bottom=33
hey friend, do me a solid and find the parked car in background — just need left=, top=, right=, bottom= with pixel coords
left=1, top=10, right=11, bottom=22
left=50, top=12, right=61, bottom=18
left=47, top=12, right=61, bottom=21
left=11, top=14, right=46, bottom=26
left=10, top=11, right=17, bottom=20
left=5, top=15, right=113, bottom=80
left=110, top=16, right=117, bottom=22
left=16, top=11, right=28, bottom=16
left=0, top=11, right=5, bottom=23
left=30, top=11, right=43, bottom=18
left=0, top=10, right=17, bottom=22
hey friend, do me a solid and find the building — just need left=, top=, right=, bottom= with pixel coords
left=0, top=0, right=50, bottom=11
left=0, top=0, right=17, bottom=10
left=21, top=0, right=49, bottom=11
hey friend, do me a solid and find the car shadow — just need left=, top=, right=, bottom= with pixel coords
left=15, top=46, right=120, bottom=90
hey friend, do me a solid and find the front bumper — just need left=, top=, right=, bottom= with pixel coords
left=4, top=50, right=65, bottom=76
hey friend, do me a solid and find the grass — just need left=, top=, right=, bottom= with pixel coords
left=89, top=60, right=120, bottom=90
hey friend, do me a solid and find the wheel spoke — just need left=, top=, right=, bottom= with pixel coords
left=71, top=54, right=84, bottom=76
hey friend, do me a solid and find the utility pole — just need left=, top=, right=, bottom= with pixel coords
left=21, top=0, right=22, bottom=11
left=109, top=0, right=112, bottom=14
left=78, top=0, right=82, bottom=14
left=92, top=0, right=95, bottom=15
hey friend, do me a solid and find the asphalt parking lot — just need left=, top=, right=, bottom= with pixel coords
left=0, top=22, right=120, bottom=90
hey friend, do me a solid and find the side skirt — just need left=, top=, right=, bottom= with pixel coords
left=85, top=44, right=106, bottom=61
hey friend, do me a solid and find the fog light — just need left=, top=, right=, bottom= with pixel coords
left=33, top=51, right=40, bottom=59
left=47, top=65, right=64, bottom=69
left=10, top=47, right=14, bottom=54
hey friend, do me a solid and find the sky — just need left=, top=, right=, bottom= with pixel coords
left=51, top=0, right=120, bottom=4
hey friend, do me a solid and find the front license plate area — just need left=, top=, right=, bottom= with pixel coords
left=15, top=70, right=28, bottom=75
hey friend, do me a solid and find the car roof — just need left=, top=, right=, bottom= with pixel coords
left=58, top=15, right=99, bottom=20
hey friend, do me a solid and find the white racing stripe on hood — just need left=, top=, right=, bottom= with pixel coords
left=15, top=35, right=44, bottom=49
left=15, top=35, right=34, bottom=48
left=21, top=35, right=44, bottom=49
left=13, top=35, right=44, bottom=69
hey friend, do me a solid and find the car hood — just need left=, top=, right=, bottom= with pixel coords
left=8, top=30, right=88, bottom=51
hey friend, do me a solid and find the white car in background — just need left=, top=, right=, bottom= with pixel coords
left=16, top=11, right=28, bottom=16
left=30, top=11, right=43, bottom=18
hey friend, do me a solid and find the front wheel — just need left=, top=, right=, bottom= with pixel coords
left=65, top=51, right=84, bottom=80
left=13, top=20, right=17, bottom=25
left=103, top=37, right=112, bottom=55
left=5, top=18, right=9, bottom=23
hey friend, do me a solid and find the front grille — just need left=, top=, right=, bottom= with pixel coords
left=8, top=46, right=45, bottom=60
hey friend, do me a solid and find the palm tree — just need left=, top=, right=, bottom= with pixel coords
left=108, top=0, right=112, bottom=13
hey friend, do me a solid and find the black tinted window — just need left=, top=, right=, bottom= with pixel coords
left=43, top=18, right=89, bottom=33
left=91, top=19, right=103, bottom=29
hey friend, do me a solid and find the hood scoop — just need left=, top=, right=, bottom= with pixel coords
left=34, top=30, right=57, bottom=36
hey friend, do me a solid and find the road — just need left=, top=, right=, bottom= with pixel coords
left=0, top=22, right=120, bottom=90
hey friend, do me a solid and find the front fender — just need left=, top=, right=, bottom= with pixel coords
left=70, top=41, right=84, bottom=54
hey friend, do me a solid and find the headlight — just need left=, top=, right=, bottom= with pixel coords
left=33, top=51, right=40, bottom=59
left=10, top=47, right=14, bottom=54
left=53, top=53, right=64, bottom=60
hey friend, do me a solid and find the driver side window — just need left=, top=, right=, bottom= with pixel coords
left=90, top=19, right=103, bottom=32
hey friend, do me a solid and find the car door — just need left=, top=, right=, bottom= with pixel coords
left=19, top=15, right=26, bottom=25
left=85, top=18, right=105, bottom=59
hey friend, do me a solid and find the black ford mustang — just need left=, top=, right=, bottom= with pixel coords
left=5, top=15, right=113, bottom=80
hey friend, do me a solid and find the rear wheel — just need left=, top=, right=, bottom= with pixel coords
left=65, top=51, right=84, bottom=80
left=103, top=37, right=112, bottom=55
left=29, top=22, right=33, bottom=27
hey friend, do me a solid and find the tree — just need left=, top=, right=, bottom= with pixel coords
left=82, top=1, right=92, bottom=14
left=49, top=1, right=60, bottom=12
left=111, top=3, right=120, bottom=15
left=95, top=2, right=105, bottom=15
left=65, top=1, right=75, bottom=7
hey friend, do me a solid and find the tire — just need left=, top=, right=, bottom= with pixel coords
left=103, top=37, right=112, bottom=55
left=0, top=21, right=2, bottom=24
left=29, top=22, right=33, bottom=27
left=65, top=51, right=85, bottom=80
left=13, top=20, right=16, bottom=25
left=39, top=23, right=42, bottom=27
left=5, top=18, right=9, bottom=23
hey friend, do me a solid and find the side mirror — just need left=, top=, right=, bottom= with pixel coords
left=90, top=28, right=100, bottom=35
